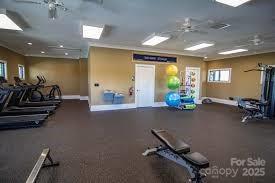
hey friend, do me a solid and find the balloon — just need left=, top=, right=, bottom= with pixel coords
left=165, top=92, right=181, bottom=107
left=167, top=76, right=180, bottom=90
left=166, top=65, right=178, bottom=76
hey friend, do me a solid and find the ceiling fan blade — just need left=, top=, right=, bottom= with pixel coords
left=161, top=30, right=182, bottom=35
left=48, top=46, right=81, bottom=51
left=14, top=0, right=42, bottom=4
left=48, top=7, right=57, bottom=19
left=189, top=29, right=208, bottom=34
left=235, top=44, right=250, bottom=48
left=83, top=0, right=103, bottom=5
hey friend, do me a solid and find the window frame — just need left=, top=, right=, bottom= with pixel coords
left=0, top=60, right=8, bottom=79
left=208, top=68, right=232, bottom=83
left=18, top=64, right=25, bottom=80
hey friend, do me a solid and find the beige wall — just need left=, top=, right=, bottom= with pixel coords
left=206, top=52, right=275, bottom=99
left=26, top=57, right=81, bottom=95
left=88, top=47, right=206, bottom=105
left=79, top=58, right=88, bottom=96
left=0, top=46, right=28, bottom=83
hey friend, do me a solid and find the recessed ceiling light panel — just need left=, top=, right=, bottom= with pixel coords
left=216, top=0, right=251, bottom=7
left=218, top=49, right=248, bottom=55
left=142, top=35, right=170, bottom=46
left=0, top=9, right=23, bottom=31
left=27, top=42, right=32, bottom=45
left=184, top=43, right=214, bottom=51
left=41, top=51, right=45, bottom=54
left=83, top=25, right=104, bottom=39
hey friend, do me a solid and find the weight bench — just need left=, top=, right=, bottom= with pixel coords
left=143, top=129, right=209, bottom=183
left=26, top=148, right=59, bottom=183
left=237, top=98, right=268, bottom=123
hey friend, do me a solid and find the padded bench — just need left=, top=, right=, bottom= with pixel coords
left=151, top=129, right=190, bottom=154
left=151, top=129, right=209, bottom=169
left=144, top=129, right=209, bottom=183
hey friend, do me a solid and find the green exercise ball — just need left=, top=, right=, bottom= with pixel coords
left=167, top=76, right=180, bottom=90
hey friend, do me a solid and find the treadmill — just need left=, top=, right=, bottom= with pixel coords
left=0, top=90, right=49, bottom=130
left=0, top=77, right=57, bottom=114
left=14, top=76, right=61, bottom=106
left=2, top=87, right=57, bottom=114
left=15, top=84, right=61, bottom=107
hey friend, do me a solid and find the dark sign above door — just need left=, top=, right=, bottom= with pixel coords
left=133, top=53, right=177, bottom=63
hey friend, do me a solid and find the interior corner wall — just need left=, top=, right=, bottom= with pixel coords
left=206, top=52, right=275, bottom=100
left=26, top=56, right=81, bottom=95
left=0, top=46, right=28, bottom=82
left=79, top=58, right=88, bottom=96
left=88, top=46, right=206, bottom=106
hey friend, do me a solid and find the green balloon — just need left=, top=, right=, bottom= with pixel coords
left=167, top=76, right=180, bottom=90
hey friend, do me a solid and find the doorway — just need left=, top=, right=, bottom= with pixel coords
left=135, top=64, right=155, bottom=107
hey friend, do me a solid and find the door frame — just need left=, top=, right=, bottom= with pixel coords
left=186, top=67, right=201, bottom=102
left=135, top=64, right=155, bottom=107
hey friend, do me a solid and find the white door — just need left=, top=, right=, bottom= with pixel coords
left=135, top=64, right=155, bottom=107
left=186, top=67, right=200, bottom=104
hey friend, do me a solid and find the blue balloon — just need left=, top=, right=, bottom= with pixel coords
left=165, top=92, right=181, bottom=107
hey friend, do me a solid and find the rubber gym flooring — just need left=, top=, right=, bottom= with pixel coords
left=1, top=100, right=275, bottom=183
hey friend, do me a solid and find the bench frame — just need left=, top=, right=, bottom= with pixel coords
left=25, top=148, right=59, bottom=183
left=143, top=145, right=205, bottom=183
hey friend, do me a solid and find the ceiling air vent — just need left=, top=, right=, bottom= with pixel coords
left=210, top=23, right=231, bottom=30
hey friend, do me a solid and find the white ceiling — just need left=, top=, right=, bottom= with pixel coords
left=0, top=0, right=275, bottom=60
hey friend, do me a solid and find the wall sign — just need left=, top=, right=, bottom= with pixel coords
left=133, top=54, right=177, bottom=63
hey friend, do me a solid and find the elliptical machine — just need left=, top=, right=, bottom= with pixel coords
left=236, top=63, right=275, bottom=123
left=15, top=76, right=62, bottom=102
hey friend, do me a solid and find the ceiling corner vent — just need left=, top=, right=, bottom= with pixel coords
left=210, top=23, right=231, bottom=30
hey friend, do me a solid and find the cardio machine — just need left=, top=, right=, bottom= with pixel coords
left=13, top=76, right=61, bottom=107
left=0, top=88, right=49, bottom=130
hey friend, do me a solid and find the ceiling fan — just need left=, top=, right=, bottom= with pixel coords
left=161, top=18, right=208, bottom=37
left=14, top=0, right=69, bottom=19
left=235, top=34, right=275, bottom=48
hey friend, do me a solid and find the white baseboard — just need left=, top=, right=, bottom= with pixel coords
left=153, top=100, right=202, bottom=107
left=80, top=96, right=89, bottom=100
left=196, top=100, right=202, bottom=104
left=201, top=97, right=238, bottom=106
left=90, top=103, right=137, bottom=111
left=152, top=102, right=167, bottom=107
left=62, top=95, right=80, bottom=99
left=90, top=100, right=205, bottom=112
left=61, top=95, right=89, bottom=100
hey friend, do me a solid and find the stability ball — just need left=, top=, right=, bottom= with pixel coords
left=167, top=76, right=180, bottom=90
left=165, top=92, right=181, bottom=107
left=166, top=65, right=178, bottom=76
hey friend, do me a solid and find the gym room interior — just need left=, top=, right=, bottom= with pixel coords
left=0, top=0, right=275, bottom=183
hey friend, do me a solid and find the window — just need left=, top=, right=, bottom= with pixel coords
left=18, top=64, right=25, bottom=80
left=0, top=60, right=7, bottom=79
left=208, top=68, right=231, bottom=83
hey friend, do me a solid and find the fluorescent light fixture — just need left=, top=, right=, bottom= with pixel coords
left=41, top=51, right=45, bottom=54
left=219, top=49, right=248, bottom=55
left=27, top=42, right=32, bottom=45
left=142, top=35, right=170, bottom=46
left=59, top=45, right=64, bottom=48
left=65, top=52, right=68, bottom=56
left=82, top=25, right=104, bottom=39
left=204, top=56, right=208, bottom=59
left=0, top=13, right=22, bottom=31
left=184, top=43, right=214, bottom=51
left=216, top=0, right=251, bottom=7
